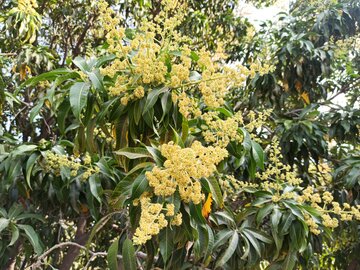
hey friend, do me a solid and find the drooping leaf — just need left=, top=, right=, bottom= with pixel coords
left=9, top=225, right=19, bottom=246
left=159, top=227, right=173, bottom=263
left=18, top=224, right=43, bottom=255
left=107, top=238, right=119, bottom=270
left=205, top=177, right=223, bottom=208
left=142, top=87, right=168, bottom=115
left=215, top=231, right=239, bottom=268
left=69, top=82, right=90, bottom=120
left=122, top=239, right=137, bottom=270
left=0, top=218, right=9, bottom=233
left=114, top=147, right=151, bottom=159
left=89, top=175, right=102, bottom=204
left=26, top=152, right=39, bottom=189
left=251, top=141, right=264, bottom=170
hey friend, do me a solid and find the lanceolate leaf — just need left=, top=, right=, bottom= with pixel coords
left=107, top=238, right=119, bottom=270
left=142, top=87, right=168, bottom=115
left=69, top=82, right=90, bottom=121
left=122, top=239, right=137, bottom=270
left=205, top=177, right=223, bottom=208
left=17, top=224, right=43, bottom=255
left=89, top=175, right=103, bottom=204
left=0, top=218, right=9, bottom=233
left=88, top=70, right=105, bottom=92
left=215, top=231, right=239, bottom=268
left=73, top=56, right=90, bottom=72
left=9, top=224, right=19, bottom=246
left=159, top=227, right=173, bottom=263
left=26, top=152, right=39, bottom=189
left=130, top=171, right=149, bottom=199
left=114, top=147, right=151, bottom=159
left=251, top=141, right=264, bottom=170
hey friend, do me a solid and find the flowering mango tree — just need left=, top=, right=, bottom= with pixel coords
left=0, top=0, right=359, bottom=269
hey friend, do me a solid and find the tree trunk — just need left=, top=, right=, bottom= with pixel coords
left=59, top=213, right=89, bottom=270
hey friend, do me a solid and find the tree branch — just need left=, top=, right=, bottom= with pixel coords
left=26, top=241, right=150, bottom=269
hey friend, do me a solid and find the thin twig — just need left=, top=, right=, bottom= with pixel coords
left=26, top=241, right=150, bottom=269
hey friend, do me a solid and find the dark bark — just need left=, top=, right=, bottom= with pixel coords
left=5, top=240, right=22, bottom=270
left=347, top=259, right=360, bottom=270
left=59, top=212, right=90, bottom=270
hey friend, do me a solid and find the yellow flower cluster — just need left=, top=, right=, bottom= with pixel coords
left=133, top=194, right=183, bottom=245
left=45, top=151, right=99, bottom=181
left=45, top=151, right=81, bottom=177
left=97, top=0, right=274, bottom=117
left=133, top=195, right=168, bottom=245
left=256, top=139, right=303, bottom=186
left=172, top=91, right=201, bottom=118
left=18, top=0, right=38, bottom=13
left=308, top=162, right=332, bottom=185
left=202, top=111, right=244, bottom=147
left=94, top=126, right=113, bottom=144
left=245, top=109, right=272, bottom=133
left=295, top=186, right=360, bottom=229
left=171, top=212, right=183, bottom=226
left=146, top=141, right=228, bottom=204
left=304, top=214, right=321, bottom=235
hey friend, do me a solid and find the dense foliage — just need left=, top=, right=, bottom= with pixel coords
left=0, top=0, right=359, bottom=269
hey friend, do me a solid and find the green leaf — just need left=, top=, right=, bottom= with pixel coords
left=213, top=229, right=233, bottom=250
left=159, top=227, right=173, bottom=263
left=243, top=228, right=272, bottom=244
left=283, top=202, right=304, bottom=221
left=114, top=147, right=151, bottom=159
left=251, top=141, right=264, bottom=170
left=73, top=56, right=90, bottom=72
left=11, top=145, right=37, bottom=157
left=26, top=152, right=39, bottom=189
left=283, top=251, right=297, bottom=270
left=95, top=54, right=116, bottom=68
left=215, top=231, right=239, bottom=268
left=57, top=100, right=71, bottom=135
left=21, top=68, right=72, bottom=87
left=0, top=218, right=9, bottom=233
left=142, top=87, right=168, bottom=115
left=88, top=70, right=104, bottom=92
left=89, top=175, right=102, bottom=204
left=18, top=224, right=43, bottom=255
left=122, top=239, right=137, bottom=270
left=190, top=51, right=199, bottom=62
left=145, top=146, right=165, bottom=166
left=242, top=229, right=261, bottom=257
left=271, top=207, right=282, bottom=233
left=9, top=225, right=19, bottom=246
left=160, top=91, right=172, bottom=122
left=205, top=177, right=223, bottom=208
left=256, top=204, right=273, bottom=224
left=69, top=82, right=90, bottom=121
left=279, top=212, right=295, bottom=235
left=215, top=107, right=234, bottom=117
left=289, top=221, right=304, bottom=250
left=131, top=171, right=149, bottom=199
left=170, top=126, right=184, bottom=148
left=125, top=163, right=153, bottom=179
left=15, top=213, right=44, bottom=222
left=203, top=225, right=214, bottom=265
left=29, top=98, right=44, bottom=123
left=107, top=238, right=119, bottom=270
left=0, top=208, right=7, bottom=218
